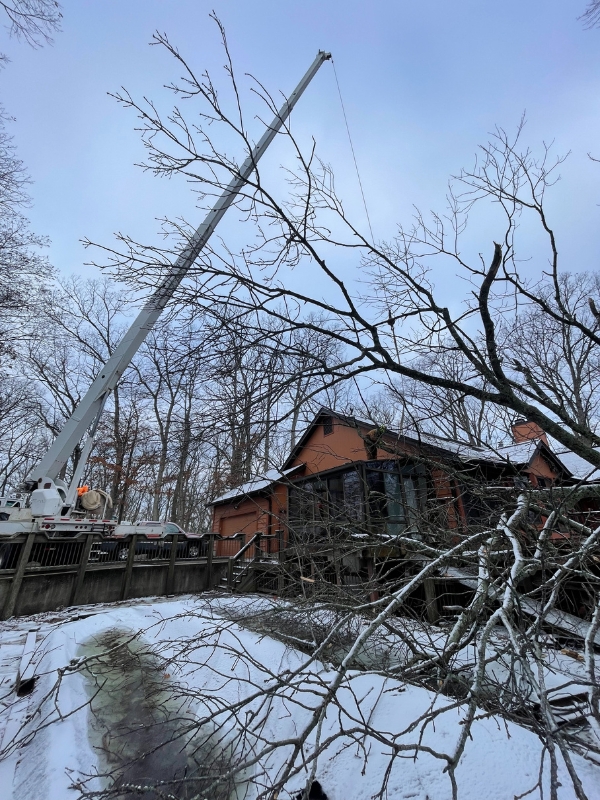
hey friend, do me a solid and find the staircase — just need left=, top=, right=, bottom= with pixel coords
left=219, top=560, right=254, bottom=592
left=219, top=533, right=281, bottom=593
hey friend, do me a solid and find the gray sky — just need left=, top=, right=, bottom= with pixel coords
left=1, top=0, right=599, bottom=289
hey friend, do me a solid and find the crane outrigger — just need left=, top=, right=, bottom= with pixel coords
left=0, top=50, right=331, bottom=538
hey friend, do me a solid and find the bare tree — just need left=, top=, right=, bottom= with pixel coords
left=133, top=314, right=208, bottom=523
left=20, top=276, right=162, bottom=519
left=88, top=35, right=600, bottom=470
left=11, top=24, right=591, bottom=800
left=0, top=0, right=62, bottom=352
left=0, top=374, right=47, bottom=493
left=0, top=108, right=52, bottom=359
left=502, top=272, right=600, bottom=444
left=4, top=467, right=600, bottom=800
left=581, top=1, right=600, bottom=28
left=381, top=349, right=513, bottom=447
left=0, top=0, right=61, bottom=349
left=283, top=319, right=351, bottom=450
left=0, top=0, right=61, bottom=48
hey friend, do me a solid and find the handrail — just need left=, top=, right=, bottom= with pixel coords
left=231, top=533, right=261, bottom=563
left=225, top=533, right=284, bottom=591
left=226, top=533, right=263, bottom=591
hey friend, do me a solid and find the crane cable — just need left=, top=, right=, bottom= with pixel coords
left=331, top=59, right=375, bottom=242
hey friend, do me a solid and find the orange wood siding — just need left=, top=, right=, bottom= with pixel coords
left=526, top=452, right=557, bottom=483
left=288, top=419, right=411, bottom=473
left=211, top=483, right=289, bottom=550
left=431, top=469, right=461, bottom=529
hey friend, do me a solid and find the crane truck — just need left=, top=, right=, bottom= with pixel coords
left=0, top=51, right=331, bottom=543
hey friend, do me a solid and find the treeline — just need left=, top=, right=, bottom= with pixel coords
left=4, top=268, right=599, bottom=532
left=0, top=275, right=348, bottom=529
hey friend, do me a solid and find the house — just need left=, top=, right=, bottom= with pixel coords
left=208, top=408, right=579, bottom=552
left=208, top=408, right=600, bottom=630
left=208, top=466, right=299, bottom=557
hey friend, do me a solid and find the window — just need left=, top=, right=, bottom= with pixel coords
left=323, top=415, right=333, bottom=436
left=366, top=462, right=426, bottom=535
left=366, top=470, right=387, bottom=519
left=289, top=464, right=431, bottom=541
left=164, top=523, right=181, bottom=534
left=383, top=471, right=405, bottom=535
left=288, top=481, right=325, bottom=541
left=288, top=469, right=365, bottom=542
left=342, top=471, right=363, bottom=521
left=328, top=476, right=345, bottom=518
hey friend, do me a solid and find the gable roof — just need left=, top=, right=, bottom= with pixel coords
left=208, top=465, right=304, bottom=507
left=282, top=407, right=569, bottom=475
left=282, top=408, right=359, bottom=469
left=547, top=439, right=600, bottom=482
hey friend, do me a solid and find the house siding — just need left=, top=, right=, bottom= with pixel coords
left=209, top=411, right=573, bottom=548
left=211, top=484, right=288, bottom=553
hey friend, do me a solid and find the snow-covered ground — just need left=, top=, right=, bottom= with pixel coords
left=0, top=594, right=599, bottom=800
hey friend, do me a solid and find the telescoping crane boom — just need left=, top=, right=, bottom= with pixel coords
left=1, top=50, right=331, bottom=533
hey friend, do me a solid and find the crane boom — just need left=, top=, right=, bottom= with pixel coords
left=28, top=50, right=331, bottom=489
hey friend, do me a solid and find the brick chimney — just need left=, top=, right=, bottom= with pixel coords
left=511, top=418, right=548, bottom=446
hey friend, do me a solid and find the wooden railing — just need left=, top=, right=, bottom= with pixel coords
left=225, top=532, right=281, bottom=590
left=0, top=531, right=221, bottom=619
left=0, top=529, right=288, bottom=617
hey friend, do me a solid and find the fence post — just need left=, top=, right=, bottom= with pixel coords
left=71, top=533, right=94, bottom=607
left=121, top=535, right=137, bottom=601
left=277, top=529, right=285, bottom=594
left=424, top=578, right=440, bottom=624
left=254, top=532, right=262, bottom=560
left=227, top=554, right=234, bottom=591
left=166, top=534, right=178, bottom=595
left=204, top=534, right=214, bottom=591
left=1, top=533, right=35, bottom=620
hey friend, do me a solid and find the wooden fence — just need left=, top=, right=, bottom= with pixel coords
left=0, top=532, right=232, bottom=619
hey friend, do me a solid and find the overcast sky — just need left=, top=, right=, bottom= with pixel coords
left=1, top=0, right=599, bottom=291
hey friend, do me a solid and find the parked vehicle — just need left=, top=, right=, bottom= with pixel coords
left=0, top=525, right=204, bottom=570
left=89, top=522, right=203, bottom=562
left=0, top=496, right=25, bottom=521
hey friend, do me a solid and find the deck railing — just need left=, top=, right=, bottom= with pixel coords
left=0, top=529, right=288, bottom=618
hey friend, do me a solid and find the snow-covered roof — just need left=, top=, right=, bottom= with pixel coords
left=493, top=440, right=540, bottom=463
left=400, top=429, right=541, bottom=467
left=415, top=434, right=539, bottom=466
left=547, top=444, right=600, bottom=482
left=280, top=407, right=600, bottom=487
left=209, top=466, right=302, bottom=506
left=284, top=407, right=544, bottom=471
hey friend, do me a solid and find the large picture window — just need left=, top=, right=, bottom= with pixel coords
left=365, top=461, right=426, bottom=535
left=288, top=461, right=427, bottom=542
left=288, top=467, right=364, bottom=541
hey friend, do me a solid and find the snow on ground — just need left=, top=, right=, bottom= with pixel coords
left=0, top=594, right=599, bottom=800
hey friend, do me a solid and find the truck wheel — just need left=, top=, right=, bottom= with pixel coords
left=188, top=545, right=200, bottom=558
left=118, top=547, right=129, bottom=561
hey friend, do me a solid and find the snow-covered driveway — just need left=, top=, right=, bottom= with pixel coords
left=0, top=595, right=598, bottom=800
